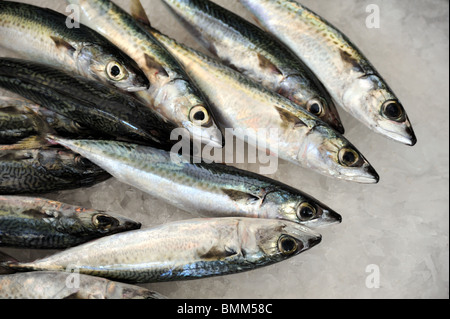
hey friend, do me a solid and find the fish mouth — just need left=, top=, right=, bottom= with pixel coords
left=124, top=85, right=150, bottom=93
left=307, top=233, right=322, bottom=249
left=348, top=164, right=380, bottom=184
left=301, top=208, right=342, bottom=229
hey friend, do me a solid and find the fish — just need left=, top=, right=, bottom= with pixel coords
left=0, top=195, right=141, bottom=249
left=160, top=0, right=344, bottom=134
left=136, top=29, right=379, bottom=183
left=66, top=0, right=224, bottom=148
left=0, top=272, right=166, bottom=299
left=0, top=58, right=177, bottom=147
left=2, top=217, right=322, bottom=283
left=0, top=1, right=149, bottom=93
left=0, top=97, right=98, bottom=146
left=0, top=97, right=44, bottom=146
left=49, top=137, right=342, bottom=228
left=0, top=148, right=110, bottom=195
left=239, top=0, right=417, bottom=146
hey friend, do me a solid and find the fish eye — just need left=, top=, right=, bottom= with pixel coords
left=75, top=155, right=92, bottom=167
left=297, top=202, right=317, bottom=221
left=278, top=235, right=300, bottom=256
left=92, top=214, right=118, bottom=230
left=338, top=148, right=360, bottom=167
left=382, top=100, right=405, bottom=121
left=307, top=99, right=324, bottom=117
left=107, top=61, right=127, bottom=81
left=189, top=106, right=211, bottom=126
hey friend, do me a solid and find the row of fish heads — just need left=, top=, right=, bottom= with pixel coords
left=0, top=0, right=417, bottom=187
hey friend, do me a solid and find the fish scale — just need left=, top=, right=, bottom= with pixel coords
left=0, top=148, right=110, bottom=195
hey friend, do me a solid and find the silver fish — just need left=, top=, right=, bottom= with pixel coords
left=160, top=0, right=345, bottom=134
left=66, top=0, right=223, bottom=148
left=49, top=137, right=342, bottom=229
left=239, top=0, right=417, bottom=146
left=0, top=1, right=149, bottom=92
left=141, top=29, right=379, bottom=183
left=3, top=217, right=322, bottom=283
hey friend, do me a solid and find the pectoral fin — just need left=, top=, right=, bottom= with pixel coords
left=276, top=108, right=307, bottom=128
left=257, top=53, right=284, bottom=76
left=144, top=54, right=169, bottom=78
left=222, top=189, right=261, bottom=205
left=50, top=36, right=76, bottom=55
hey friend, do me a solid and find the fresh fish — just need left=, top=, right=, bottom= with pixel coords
left=140, top=29, right=379, bottom=183
left=0, top=272, right=166, bottom=299
left=0, top=1, right=149, bottom=93
left=49, top=137, right=342, bottom=228
left=0, top=97, right=97, bottom=146
left=0, top=148, right=110, bottom=195
left=66, top=0, right=223, bottom=148
left=0, top=97, right=44, bottom=145
left=0, top=58, right=177, bottom=147
left=160, top=0, right=344, bottom=134
left=0, top=196, right=141, bottom=249
left=239, top=0, right=417, bottom=146
left=2, top=217, right=322, bottom=283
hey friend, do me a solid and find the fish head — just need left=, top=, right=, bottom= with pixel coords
left=343, top=74, right=417, bottom=146
left=282, top=76, right=345, bottom=134
left=74, top=209, right=142, bottom=235
left=238, top=219, right=322, bottom=263
left=268, top=190, right=342, bottom=228
left=297, top=124, right=380, bottom=183
left=78, top=43, right=150, bottom=93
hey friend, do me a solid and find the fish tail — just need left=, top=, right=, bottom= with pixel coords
left=0, top=251, right=18, bottom=275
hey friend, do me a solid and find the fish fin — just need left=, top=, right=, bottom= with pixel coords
left=0, top=251, right=18, bottom=275
left=0, top=135, right=50, bottom=151
left=339, top=50, right=364, bottom=73
left=257, top=53, right=283, bottom=76
left=276, top=108, right=307, bottom=128
left=144, top=54, right=169, bottom=78
left=50, top=36, right=76, bottom=55
left=222, top=189, right=261, bottom=205
left=130, top=0, right=152, bottom=27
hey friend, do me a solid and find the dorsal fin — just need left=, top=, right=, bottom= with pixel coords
left=130, top=0, right=152, bottom=27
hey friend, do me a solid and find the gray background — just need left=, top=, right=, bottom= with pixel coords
left=1, top=0, right=448, bottom=299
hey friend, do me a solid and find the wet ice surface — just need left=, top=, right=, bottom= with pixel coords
left=0, top=0, right=448, bottom=299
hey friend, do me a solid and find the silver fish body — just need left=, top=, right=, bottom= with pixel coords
left=4, top=217, right=322, bottom=283
left=0, top=272, right=166, bottom=299
left=0, top=1, right=149, bottom=93
left=143, top=30, right=379, bottom=183
left=239, top=0, right=417, bottom=146
left=50, top=137, right=342, bottom=228
left=0, top=196, right=141, bottom=249
left=66, top=0, right=223, bottom=148
left=162, top=0, right=344, bottom=134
